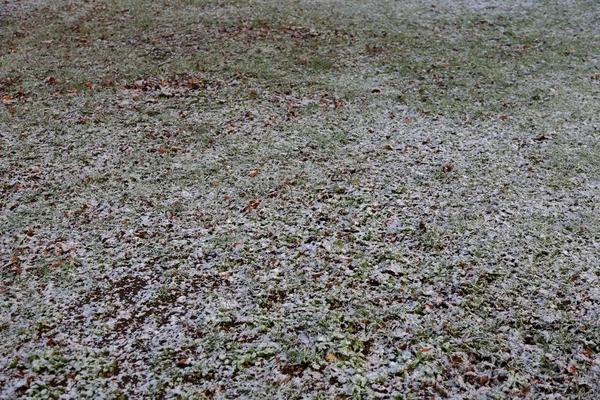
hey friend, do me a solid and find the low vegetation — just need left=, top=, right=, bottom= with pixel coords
left=1, top=0, right=599, bottom=398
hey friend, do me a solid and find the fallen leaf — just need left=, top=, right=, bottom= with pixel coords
left=476, top=375, right=489, bottom=385
left=176, top=358, right=189, bottom=367
left=451, top=355, right=463, bottom=364
left=325, top=353, right=336, bottom=361
left=249, top=170, right=258, bottom=177
left=384, top=264, right=404, bottom=275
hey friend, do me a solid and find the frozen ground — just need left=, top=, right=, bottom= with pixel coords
left=1, top=0, right=599, bottom=398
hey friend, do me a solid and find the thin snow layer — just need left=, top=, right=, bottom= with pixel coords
left=1, top=0, right=599, bottom=398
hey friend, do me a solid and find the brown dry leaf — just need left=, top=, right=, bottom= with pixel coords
left=158, top=146, right=169, bottom=153
left=248, top=170, right=258, bottom=177
left=176, top=358, right=189, bottom=366
left=451, top=355, right=463, bottom=364
left=476, top=375, right=489, bottom=385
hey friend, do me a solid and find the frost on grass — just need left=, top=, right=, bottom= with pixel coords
left=1, top=0, right=599, bottom=398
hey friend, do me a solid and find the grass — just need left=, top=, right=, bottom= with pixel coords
left=1, top=0, right=600, bottom=398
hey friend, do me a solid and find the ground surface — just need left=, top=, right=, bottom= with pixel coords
left=1, top=0, right=599, bottom=398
